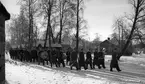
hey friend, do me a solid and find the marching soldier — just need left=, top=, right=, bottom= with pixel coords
left=70, top=49, right=79, bottom=70
left=50, top=48, right=58, bottom=67
left=110, top=48, right=121, bottom=72
left=37, top=44, right=43, bottom=65
left=31, top=47, right=38, bottom=62
left=66, top=48, right=71, bottom=65
left=86, top=49, right=93, bottom=69
left=93, top=48, right=99, bottom=69
left=98, top=48, right=106, bottom=69
left=58, top=49, right=65, bottom=67
left=79, top=49, right=86, bottom=70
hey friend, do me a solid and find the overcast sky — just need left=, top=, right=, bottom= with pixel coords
left=1, top=0, right=132, bottom=41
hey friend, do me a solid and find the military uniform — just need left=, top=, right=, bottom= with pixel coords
left=110, top=49, right=121, bottom=72
left=98, top=51, right=106, bottom=69
left=66, top=50, right=71, bottom=65
left=86, top=50, right=93, bottom=69
left=93, top=51, right=99, bottom=69
left=79, top=50, right=86, bottom=70
left=58, top=50, right=65, bottom=67
left=70, top=50, right=79, bottom=70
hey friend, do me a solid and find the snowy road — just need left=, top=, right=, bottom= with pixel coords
left=5, top=53, right=145, bottom=84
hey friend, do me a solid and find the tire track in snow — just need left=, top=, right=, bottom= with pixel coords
left=64, top=66, right=145, bottom=83
left=6, top=60, right=145, bottom=84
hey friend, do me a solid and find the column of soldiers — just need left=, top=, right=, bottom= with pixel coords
left=67, top=48, right=106, bottom=70
left=9, top=45, right=121, bottom=72
left=67, top=48, right=121, bottom=72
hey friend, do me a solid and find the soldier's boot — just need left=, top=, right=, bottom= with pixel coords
left=90, top=63, right=93, bottom=69
left=92, top=62, right=95, bottom=69
left=62, top=62, right=65, bottom=67
left=43, top=61, right=45, bottom=66
left=86, top=64, right=88, bottom=69
left=83, top=65, right=87, bottom=70
left=51, top=63, right=52, bottom=67
left=116, top=65, right=121, bottom=72
left=76, top=65, right=79, bottom=70
left=55, top=63, right=58, bottom=67
left=110, top=67, right=113, bottom=72
left=98, top=65, right=101, bottom=69
left=38, top=62, right=40, bottom=65
left=70, top=66, right=72, bottom=70
left=102, top=64, right=106, bottom=69
left=47, top=61, right=48, bottom=65
left=93, top=65, right=95, bottom=69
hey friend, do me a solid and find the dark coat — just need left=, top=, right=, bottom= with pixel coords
left=24, top=50, right=31, bottom=61
left=58, top=51, right=64, bottom=62
left=50, top=50, right=57, bottom=63
left=70, top=51, right=78, bottom=66
left=93, top=51, right=99, bottom=64
left=86, top=51, right=92, bottom=63
left=47, top=50, right=51, bottom=61
left=97, top=51, right=105, bottom=65
left=66, top=51, right=70, bottom=61
left=98, top=52, right=104, bottom=59
left=31, top=49, right=38, bottom=59
left=79, top=51, right=85, bottom=65
left=110, top=51, right=118, bottom=68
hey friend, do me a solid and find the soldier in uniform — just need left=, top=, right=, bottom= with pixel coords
left=93, top=48, right=99, bottom=69
left=70, top=49, right=79, bottom=70
left=31, top=47, right=38, bottom=62
left=110, top=48, right=121, bottom=72
left=78, top=49, right=86, bottom=70
left=66, top=48, right=71, bottom=65
left=37, top=44, right=43, bottom=65
left=98, top=48, right=106, bottom=69
left=50, top=48, right=58, bottom=67
left=58, top=49, right=65, bottom=67
left=86, top=49, right=93, bottom=69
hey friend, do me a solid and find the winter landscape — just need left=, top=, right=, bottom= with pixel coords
left=5, top=52, right=145, bottom=84
left=1, top=0, right=145, bottom=84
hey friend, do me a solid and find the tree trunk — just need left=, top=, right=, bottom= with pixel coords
left=59, top=16, right=63, bottom=44
left=59, top=1, right=65, bottom=44
left=44, top=0, right=52, bottom=48
left=76, top=0, right=79, bottom=54
left=28, top=0, right=31, bottom=49
left=44, top=13, right=50, bottom=48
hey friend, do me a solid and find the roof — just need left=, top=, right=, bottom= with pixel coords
left=100, top=40, right=116, bottom=48
left=0, top=2, right=10, bottom=20
left=36, top=40, right=62, bottom=47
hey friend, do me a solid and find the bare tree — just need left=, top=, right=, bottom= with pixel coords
left=113, top=17, right=128, bottom=52
left=118, top=0, right=145, bottom=59
left=17, top=0, right=39, bottom=48
left=39, top=0, right=55, bottom=48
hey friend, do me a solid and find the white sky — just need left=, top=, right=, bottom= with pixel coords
left=1, top=0, right=132, bottom=41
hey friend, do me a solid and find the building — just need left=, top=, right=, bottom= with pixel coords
left=0, top=1, right=10, bottom=83
left=99, top=39, right=116, bottom=54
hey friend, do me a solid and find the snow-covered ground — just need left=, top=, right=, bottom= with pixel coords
left=5, top=52, right=145, bottom=84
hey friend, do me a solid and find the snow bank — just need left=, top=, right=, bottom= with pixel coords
left=5, top=51, right=11, bottom=61
left=105, top=54, right=145, bottom=67
left=5, top=52, right=145, bottom=84
left=6, top=61, right=119, bottom=84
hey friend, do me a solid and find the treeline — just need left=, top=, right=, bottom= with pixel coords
left=6, top=0, right=89, bottom=50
